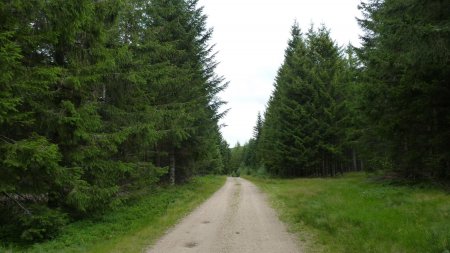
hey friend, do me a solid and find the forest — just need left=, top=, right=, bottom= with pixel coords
left=234, top=0, right=449, bottom=181
left=0, top=0, right=229, bottom=243
left=0, top=0, right=449, bottom=249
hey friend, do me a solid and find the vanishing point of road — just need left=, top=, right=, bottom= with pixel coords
left=148, top=177, right=302, bottom=253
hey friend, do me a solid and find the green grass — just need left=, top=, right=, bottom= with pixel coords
left=247, top=173, right=450, bottom=253
left=1, top=176, right=226, bottom=253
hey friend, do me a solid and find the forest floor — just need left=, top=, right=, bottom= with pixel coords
left=247, top=173, right=450, bottom=253
left=148, top=177, right=302, bottom=253
left=0, top=176, right=226, bottom=253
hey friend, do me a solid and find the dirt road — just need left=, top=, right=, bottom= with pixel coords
left=147, top=177, right=302, bottom=253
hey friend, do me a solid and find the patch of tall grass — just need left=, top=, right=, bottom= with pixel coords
left=248, top=173, right=450, bottom=253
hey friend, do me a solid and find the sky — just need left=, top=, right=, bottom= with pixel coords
left=197, top=0, right=363, bottom=146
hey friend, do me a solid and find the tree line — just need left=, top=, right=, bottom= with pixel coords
left=0, top=0, right=229, bottom=242
left=239, top=0, right=449, bottom=180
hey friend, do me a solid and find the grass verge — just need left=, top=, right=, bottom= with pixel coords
left=246, top=173, right=450, bottom=253
left=1, top=175, right=226, bottom=253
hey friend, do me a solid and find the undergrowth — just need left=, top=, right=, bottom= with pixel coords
left=0, top=176, right=225, bottom=253
left=248, top=173, right=450, bottom=253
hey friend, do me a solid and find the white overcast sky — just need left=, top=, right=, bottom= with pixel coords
left=197, top=0, right=363, bottom=146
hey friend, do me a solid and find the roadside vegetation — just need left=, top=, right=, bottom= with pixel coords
left=0, top=0, right=229, bottom=244
left=248, top=173, right=450, bottom=253
left=1, top=0, right=449, bottom=251
left=230, top=2, right=450, bottom=250
left=0, top=176, right=225, bottom=253
left=236, top=0, right=449, bottom=181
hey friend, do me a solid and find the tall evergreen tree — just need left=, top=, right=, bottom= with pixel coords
left=260, top=23, right=306, bottom=176
left=260, top=23, right=354, bottom=177
left=357, top=0, right=450, bottom=179
left=138, top=0, right=226, bottom=183
left=0, top=0, right=227, bottom=242
left=238, top=113, right=264, bottom=171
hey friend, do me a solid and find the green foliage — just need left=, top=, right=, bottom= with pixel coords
left=1, top=136, right=63, bottom=193
left=0, top=176, right=225, bottom=253
left=357, top=0, right=450, bottom=179
left=231, top=170, right=240, bottom=178
left=0, top=32, right=22, bottom=125
left=19, top=206, right=69, bottom=242
left=255, top=0, right=449, bottom=181
left=228, top=113, right=265, bottom=176
left=229, top=143, right=245, bottom=175
left=0, top=0, right=227, bottom=243
left=249, top=173, right=450, bottom=253
left=258, top=23, right=356, bottom=177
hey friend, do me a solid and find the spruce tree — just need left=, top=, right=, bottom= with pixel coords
left=260, top=23, right=352, bottom=177
left=358, top=0, right=450, bottom=179
left=0, top=0, right=227, bottom=241
left=139, top=0, right=226, bottom=183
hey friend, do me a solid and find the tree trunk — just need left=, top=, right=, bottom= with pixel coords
left=331, top=159, right=334, bottom=177
left=352, top=149, right=358, bottom=171
left=170, top=151, right=176, bottom=185
left=322, top=154, right=325, bottom=177
left=102, top=84, right=106, bottom=102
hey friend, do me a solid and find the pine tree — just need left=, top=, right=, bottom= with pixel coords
left=0, top=0, right=227, bottom=241
left=342, top=45, right=365, bottom=172
left=0, top=0, right=113, bottom=240
left=260, top=23, right=306, bottom=176
left=306, top=25, right=347, bottom=176
left=357, top=0, right=450, bottom=179
left=138, top=0, right=226, bottom=183
left=253, top=112, right=263, bottom=141
left=260, top=23, right=353, bottom=177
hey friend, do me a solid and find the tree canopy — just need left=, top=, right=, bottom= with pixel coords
left=0, top=0, right=227, bottom=242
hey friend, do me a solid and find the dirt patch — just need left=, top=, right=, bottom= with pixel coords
left=184, top=242, right=198, bottom=248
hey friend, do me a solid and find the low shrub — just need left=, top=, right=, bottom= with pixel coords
left=19, top=206, right=69, bottom=242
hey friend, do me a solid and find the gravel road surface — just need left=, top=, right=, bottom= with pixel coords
left=147, top=177, right=302, bottom=253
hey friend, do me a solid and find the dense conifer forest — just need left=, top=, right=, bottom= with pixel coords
left=1, top=0, right=449, bottom=247
left=237, top=0, right=449, bottom=181
left=0, top=0, right=229, bottom=242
